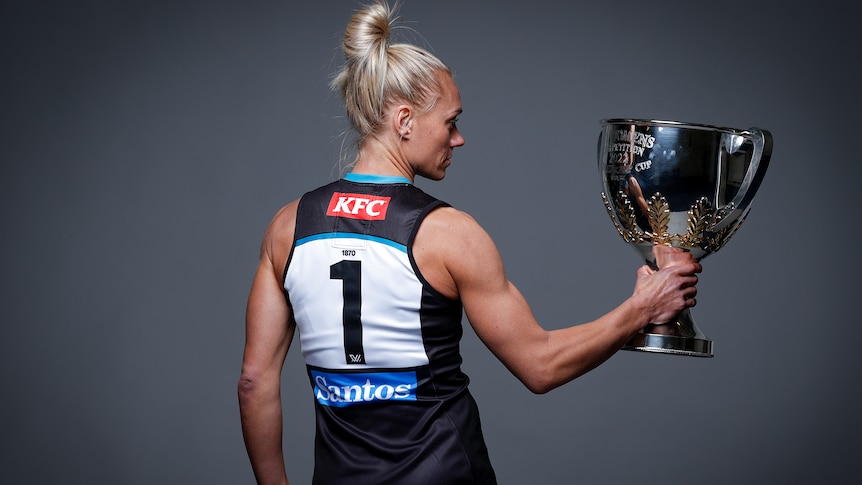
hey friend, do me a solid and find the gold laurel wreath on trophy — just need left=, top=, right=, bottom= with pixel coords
left=602, top=191, right=745, bottom=253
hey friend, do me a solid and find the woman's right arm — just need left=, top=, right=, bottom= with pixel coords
left=238, top=203, right=298, bottom=485
left=414, top=207, right=700, bottom=394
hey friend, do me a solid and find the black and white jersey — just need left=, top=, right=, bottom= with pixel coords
left=283, top=173, right=497, bottom=484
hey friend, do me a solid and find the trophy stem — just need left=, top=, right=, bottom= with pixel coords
left=622, top=308, right=714, bottom=357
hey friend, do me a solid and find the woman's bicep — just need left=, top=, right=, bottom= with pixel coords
left=443, top=216, right=548, bottom=374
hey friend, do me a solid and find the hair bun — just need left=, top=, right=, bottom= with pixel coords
left=341, top=1, right=393, bottom=63
left=331, top=1, right=449, bottom=143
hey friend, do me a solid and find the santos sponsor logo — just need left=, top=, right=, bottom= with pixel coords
left=326, top=192, right=391, bottom=221
left=311, top=370, right=417, bottom=407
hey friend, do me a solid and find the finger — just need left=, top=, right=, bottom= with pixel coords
left=637, top=265, right=655, bottom=276
left=683, top=275, right=699, bottom=289
left=682, top=262, right=702, bottom=275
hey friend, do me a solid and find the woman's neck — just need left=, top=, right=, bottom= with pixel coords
left=352, top=135, right=415, bottom=182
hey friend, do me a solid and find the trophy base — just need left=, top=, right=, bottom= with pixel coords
left=623, top=332, right=713, bottom=357
left=622, top=309, right=714, bottom=358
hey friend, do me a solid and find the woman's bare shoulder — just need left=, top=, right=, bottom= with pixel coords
left=259, top=199, right=300, bottom=267
left=416, top=205, right=502, bottom=277
left=421, top=205, right=483, bottom=234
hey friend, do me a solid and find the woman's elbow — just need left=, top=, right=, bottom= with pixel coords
left=517, top=368, right=558, bottom=395
left=237, top=373, right=257, bottom=404
left=518, top=359, right=590, bottom=394
left=238, top=369, right=275, bottom=405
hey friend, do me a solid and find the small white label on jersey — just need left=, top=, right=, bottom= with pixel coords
left=331, top=237, right=367, bottom=250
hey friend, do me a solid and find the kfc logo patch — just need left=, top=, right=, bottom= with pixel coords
left=326, top=192, right=391, bottom=220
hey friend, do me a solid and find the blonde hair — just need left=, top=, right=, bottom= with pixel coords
left=331, top=1, right=450, bottom=144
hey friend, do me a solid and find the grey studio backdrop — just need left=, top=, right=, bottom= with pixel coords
left=2, top=1, right=859, bottom=484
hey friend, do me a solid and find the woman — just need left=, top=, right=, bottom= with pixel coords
left=238, top=2, right=701, bottom=484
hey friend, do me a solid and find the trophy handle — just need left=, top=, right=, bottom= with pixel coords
left=711, top=127, right=773, bottom=232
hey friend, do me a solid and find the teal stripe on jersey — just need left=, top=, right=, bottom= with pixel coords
left=295, top=232, right=407, bottom=253
left=344, top=173, right=412, bottom=185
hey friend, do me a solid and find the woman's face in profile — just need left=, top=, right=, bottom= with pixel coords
left=404, top=74, right=464, bottom=181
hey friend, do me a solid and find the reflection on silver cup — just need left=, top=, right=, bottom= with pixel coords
left=598, top=119, right=772, bottom=357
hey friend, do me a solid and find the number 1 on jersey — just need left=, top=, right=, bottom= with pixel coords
left=330, top=260, right=365, bottom=364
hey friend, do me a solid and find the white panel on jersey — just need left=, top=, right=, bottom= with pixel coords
left=329, top=235, right=366, bottom=250
left=285, top=235, right=430, bottom=370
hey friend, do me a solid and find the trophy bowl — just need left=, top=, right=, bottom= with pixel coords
left=598, top=119, right=772, bottom=357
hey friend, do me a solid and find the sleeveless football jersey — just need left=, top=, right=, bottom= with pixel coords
left=283, top=173, right=497, bottom=484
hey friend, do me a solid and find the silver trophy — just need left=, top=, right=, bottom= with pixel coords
left=598, top=119, right=772, bottom=357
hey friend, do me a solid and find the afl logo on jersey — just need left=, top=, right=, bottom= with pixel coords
left=326, top=192, right=391, bottom=221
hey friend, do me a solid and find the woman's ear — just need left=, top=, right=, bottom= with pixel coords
left=395, top=105, right=413, bottom=138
